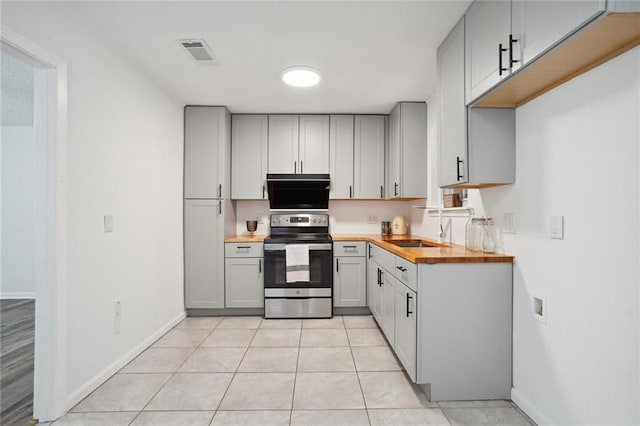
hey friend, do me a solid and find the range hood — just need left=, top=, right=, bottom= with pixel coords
left=266, top=174, right=330, bottom=211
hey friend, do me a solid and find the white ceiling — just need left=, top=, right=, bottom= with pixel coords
left=69, top=1, right=471, bottom=114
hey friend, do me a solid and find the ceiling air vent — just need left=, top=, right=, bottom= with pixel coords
left=178, top=39, right=216, bottom=65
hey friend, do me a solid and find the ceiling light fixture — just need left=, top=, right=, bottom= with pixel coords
left=281, top=66, right=321, bottom=87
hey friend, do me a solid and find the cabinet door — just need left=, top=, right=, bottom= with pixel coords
left=225, top=257, right=264, bottom=308
left=334, top=256, right=367, bottom=307
left=381, top=269, right=395, bottom=344
left=268, top=115, right=299, bottom=173
left=354, top=115, right=385, bottom=199
left=184, top=106, right=223, bottom=198
left=387, top=104, right=401, bottom=198
left=368, top=259, right=383, bottom=324
left=512, top=0, right=604, bottom=67
left=399, top=103, right=428, bottom=198
left=231, top=115, right=268, bottom=199
left=299, top=115, right=330, bottom=174
left=438, top=17, right=468, bottom=187
left=184, top=199, right=224, bottom=309
left=394, top=278, right=417, bottom=381
left=329, top=115, right=354, bottom=199
left=465, top=0, right=512, bottom=103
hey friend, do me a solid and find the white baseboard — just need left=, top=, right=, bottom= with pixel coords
left=65, top=310, right=187, bottom=410
left=511, top=387, right=553, bottom=425
left=1, top=292, right=36, bottom=299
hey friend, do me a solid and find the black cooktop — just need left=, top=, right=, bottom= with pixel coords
left=264, top=233, right=332, bottom=244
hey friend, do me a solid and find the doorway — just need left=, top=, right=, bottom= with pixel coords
left=1, top=27, right=68, bottom=423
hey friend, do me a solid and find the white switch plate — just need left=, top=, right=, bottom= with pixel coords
left=104, top=215, right=113, bottom=233
left=503, top=213, right=516, bottom=234
left=550, top=215, right=564, bottom=239
left=367, top=214, right=378, bottom=224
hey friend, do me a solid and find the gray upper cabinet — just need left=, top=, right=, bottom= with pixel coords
left=438, top=18, right=468, bottom=188
left=329, top=115, right=355, bottom=199
left=439, top=17, right=516, bottom=188
left=388, top=102, right=428, bottom=199
left=268, top=115, right=299, bottom=174
left=330, top=115, right=386, bottom=199
left=231, top=115, right=268, bottom=199
left=464, top=0, right=513, bottom=104
left=185, top=199, right=224, bottom=309
left=268, top=115, right=329, bottom=174
left=511, top=0, right=604, bottom=67
left=299, top=115, right=330, bottom=174
left=465, top=0, right=606, bottom=105
left=184, top=106, right=229, bottom=199
left=354, top=115, right=386, bottom=199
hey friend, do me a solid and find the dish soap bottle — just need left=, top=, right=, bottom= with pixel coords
left=483, top=217, right=496, bottom=253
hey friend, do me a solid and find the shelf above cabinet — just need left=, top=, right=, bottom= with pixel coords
left=473, top=12, right=640, bottom=108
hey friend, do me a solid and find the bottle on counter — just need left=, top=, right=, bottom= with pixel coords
left=483, top=217, right=496, bottom=253
left=465, top=219, right=474, bottom=250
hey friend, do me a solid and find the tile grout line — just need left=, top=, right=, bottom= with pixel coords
left=288, top=321, right=303, bottom=426
left=344, top=320, right=373, bottom=426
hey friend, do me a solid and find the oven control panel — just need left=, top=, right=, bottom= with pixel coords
left=270, top=213, right=329, bottom=227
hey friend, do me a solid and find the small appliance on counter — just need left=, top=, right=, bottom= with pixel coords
left=391, top=215, right=407, bottom=235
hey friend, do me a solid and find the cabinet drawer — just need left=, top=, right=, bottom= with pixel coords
left=334, top=241, right=366, bottom=257
left=225, top=242, right=263, bottom=258
left=369, top=243, right=396, bottom=275
left=395, top=256, right=417, bottom=292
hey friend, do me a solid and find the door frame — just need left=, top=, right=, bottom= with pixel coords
left=1, top=26, right=68, bottom=421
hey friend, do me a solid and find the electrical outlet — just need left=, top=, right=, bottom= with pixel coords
left=550, top=215, right=564, bottom=239
left=533, top=296, right=546, bottom=324
left=503, top=213, right=516, bottom=234
left=104, top=215, right=113, bottom=233
left=367, top=214, right=377, bottom=224
left=114, top=315, right=121, bottom=335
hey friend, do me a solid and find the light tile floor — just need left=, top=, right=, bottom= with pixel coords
left=51, top=315, right=535, bottom=426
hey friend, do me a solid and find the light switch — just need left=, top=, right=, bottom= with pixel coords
left=104, top=215, right=113, bottom=233
left=550, top=215, right=564, bottom=240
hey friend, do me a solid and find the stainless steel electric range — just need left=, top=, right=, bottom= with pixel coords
left=263, top=213, right=333, bottom=319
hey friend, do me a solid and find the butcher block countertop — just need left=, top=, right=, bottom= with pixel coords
left=225, top=235, right=267, bottom=243
left=225, top=234, right=512, bottom=263
left=332, top=234, right=514, bottom=264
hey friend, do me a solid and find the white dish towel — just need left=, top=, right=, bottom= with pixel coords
left=285, top=244, right=310, bottom=283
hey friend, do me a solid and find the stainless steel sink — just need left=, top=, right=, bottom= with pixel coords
left=389, top=241, right=437, bottom=248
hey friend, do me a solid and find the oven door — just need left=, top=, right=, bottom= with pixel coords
left=263, top=243, right=333, bottom=289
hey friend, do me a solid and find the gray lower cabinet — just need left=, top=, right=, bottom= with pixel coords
left=333, top=242, right=367, bottom=307
left=184, top=199, right=224, bottom=309
left=224, top=243, right=264, bottom=308
left=394, top=277, right=417, bottom=382
left=367, top=242, right=512, bottom=400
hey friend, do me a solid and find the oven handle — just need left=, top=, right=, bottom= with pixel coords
left=264, top=243, right=333, bottom=251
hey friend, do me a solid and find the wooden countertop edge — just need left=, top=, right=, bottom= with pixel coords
left=333, top=234, right=514, bottom=264
left=224, top=235, right=267, bottom=243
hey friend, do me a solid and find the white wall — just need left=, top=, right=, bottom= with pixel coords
left=1, top=126, right=36, bottom=298
left=233, top=199, right=412, bottom=236
left=3, top=2, right=185, bottom=411
left=417, top=47, right=640, bottom=424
